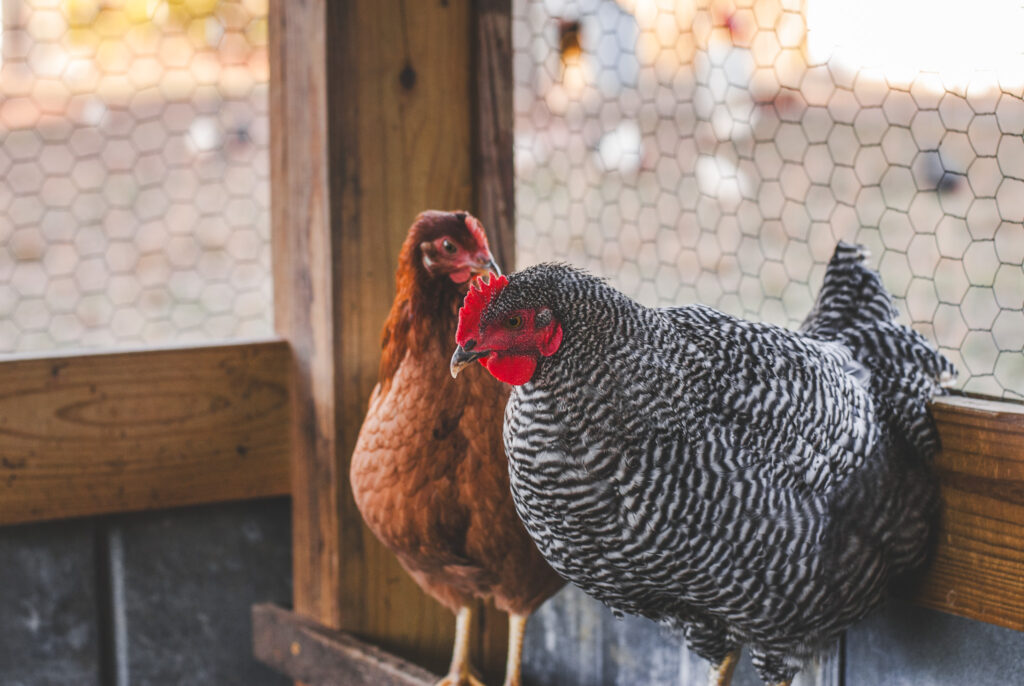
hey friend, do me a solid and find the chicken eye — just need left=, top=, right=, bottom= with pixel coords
left=442, top=239, right=457, bottom=254
left=507, top=314, right=524, bottom=329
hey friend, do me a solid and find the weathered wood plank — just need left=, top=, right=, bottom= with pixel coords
left=331, top=0, right=480, bottom=667
left=471, top=0, right=518, bottom=672
left=252, top=604, right=438, bottom=686
left=269, top=0, right=343, bottom=636
left=473, top=0, right=516, bottom=271
left=0, top=340, right=290, bottom=525
left=270, top=0, right=507, bottom=677
left=915, top=394, right=1024, bottom=631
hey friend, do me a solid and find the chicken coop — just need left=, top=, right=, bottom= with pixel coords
left=1, top=0, right=1023, bottom=684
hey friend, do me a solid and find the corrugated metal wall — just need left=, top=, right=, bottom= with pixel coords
left=0, top=499, right=290, bottom=686
left=521, top=586, right=1023, bottom=685
left=2, top=501, right=1021, bottom=684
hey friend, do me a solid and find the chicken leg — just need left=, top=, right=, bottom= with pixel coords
left=436, top=606, right=484, bottom=686
left=502, top=613, right=528, bottom=686
left=709, top=648, right=741, bottom=686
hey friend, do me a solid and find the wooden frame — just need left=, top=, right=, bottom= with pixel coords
left=268, top=0, right=514, bottom=678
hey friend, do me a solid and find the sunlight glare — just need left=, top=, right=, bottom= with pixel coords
left=807, top=0, right=1024, bottom=87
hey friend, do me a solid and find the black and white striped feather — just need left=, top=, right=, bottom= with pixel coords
left=496, top=243, right=954, bottom=684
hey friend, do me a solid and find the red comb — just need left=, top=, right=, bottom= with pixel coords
left=464, top=214, right=490, bottom=250
left=456, top=273, right=508, bottom=345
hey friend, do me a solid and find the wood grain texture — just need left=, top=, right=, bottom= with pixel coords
left=0, top=341, right=290, bottom=525
left=269, top=0, right=343, bottom=634
left=915, top=395, right=1024, bottom=631
left=253, top=604, right=438, bottom=686
left=473, top=0, right=516, bottom=271
left=270, top=0, right=508, bottom=677
left=471, top=3, right=519, bottom=674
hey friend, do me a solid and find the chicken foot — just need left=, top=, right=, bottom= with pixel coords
left=436, top=606, right=485, bottom=686
left=501, top=613, right=528, bottom=686
left=709, top=648, right=741, bottom=686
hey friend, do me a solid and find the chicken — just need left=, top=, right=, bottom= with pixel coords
left=450, top=243, right=954, bottom=686
left=350, top=210, right=564, bottom=686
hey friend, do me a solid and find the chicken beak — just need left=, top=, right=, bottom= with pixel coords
left=470, top=257, right=501, bottom=278
left=450, top=345, right=487, bottom=378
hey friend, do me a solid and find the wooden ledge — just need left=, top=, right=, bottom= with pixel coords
left=915, top=394, right=1024, bottom=631
left=0, top=340, right=291, bottom=525
left=252, top=604, right=438, bottom=686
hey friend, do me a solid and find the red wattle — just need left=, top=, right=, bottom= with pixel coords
left=481, top=353, right=537, bottom=386
left=449, top=268, right=472, bottom=283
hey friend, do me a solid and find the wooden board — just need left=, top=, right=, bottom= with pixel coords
left=473, top=0, right=516, bottom=271
left=269, top=0, right=510, bottom=678
left=471, top=1, right=518, bottom=670
left=0, top=340, right=290, bottom=525
left=915, top=395, right=1024, bottom=631
left=252, top=604, right=437, bottom=686
left=269, top=0, right=343, bottom=637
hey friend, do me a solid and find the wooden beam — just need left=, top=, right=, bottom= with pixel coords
left=0, top=340, right=290, bottom=526
left=473, top=0, right=516, bottom=271
left=269, top=0, right=343, bottom=635
left=270, top=0, right=510, bottom=677
left=471, top=0, right=518, bottom=670
left=915, top=394, right=1024, bottom=631
left=253, top=604, right=438, bottom=686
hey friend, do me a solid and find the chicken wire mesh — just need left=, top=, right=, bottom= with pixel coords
left=513, top=0, right=1024, bottom=399
left=0, top=0, right=271, bottom=353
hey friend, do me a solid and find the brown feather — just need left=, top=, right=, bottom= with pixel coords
left=351, top=211, right=564, bottom=616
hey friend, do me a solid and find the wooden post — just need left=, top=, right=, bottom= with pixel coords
left=269, top=0, right=513, bottom=678
left=473, top=0, right=516, bottom=271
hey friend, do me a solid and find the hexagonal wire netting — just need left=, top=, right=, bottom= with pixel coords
left=513, top=0, right=1024, bottom=399
left=0, top=0, right=270, bottom=353
left=2, top=1, right=1022, bottom=398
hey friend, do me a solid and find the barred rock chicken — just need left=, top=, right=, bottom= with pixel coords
left=350, top=211, right=563, bottom=686
left=450, top=243, right=954, bottom=686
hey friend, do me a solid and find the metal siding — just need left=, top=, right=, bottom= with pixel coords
left=0, top=520, right=101, bottom=686
left=845, top=599, right=1024, bottom=686
left=523, top=586, right=840, bottom=686
left=114, top=499, right=291, bottom=686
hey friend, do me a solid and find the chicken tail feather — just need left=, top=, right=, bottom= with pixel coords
left=802, top=241, right=957, bottom=461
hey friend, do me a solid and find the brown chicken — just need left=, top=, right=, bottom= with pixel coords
left=350, top=211, right=564, bottom=686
